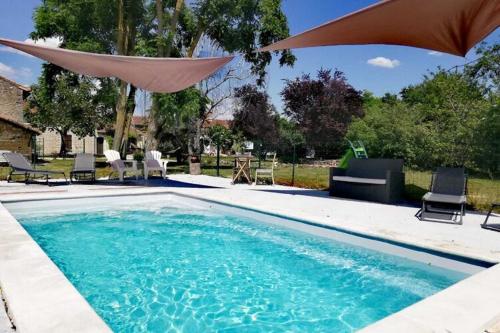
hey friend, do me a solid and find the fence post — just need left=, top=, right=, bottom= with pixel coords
left=216, top=143, right=220, bottom=177
left=292, top=143, right=296, bottom=186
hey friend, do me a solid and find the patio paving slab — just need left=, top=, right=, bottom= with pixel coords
left=1, top=174, right=499, bottom=332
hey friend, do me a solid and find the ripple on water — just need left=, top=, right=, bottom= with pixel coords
left=19, top=207, right=466, bottom=332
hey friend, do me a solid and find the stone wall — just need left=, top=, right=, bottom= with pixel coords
left=0, top=119, right=33, bottom=156
left=0, top=77, right=27, bottom=123
left=37, top=130, right=99, bottom=156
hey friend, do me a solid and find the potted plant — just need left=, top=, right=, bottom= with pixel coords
left=133, top=151, right=143, bottom=161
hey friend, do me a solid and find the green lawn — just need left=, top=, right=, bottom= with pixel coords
left=1, top=156, right=498, bottom=211
left=202, top=156, right=500, bottom=211
left=0, top=158, right=113, bottom=182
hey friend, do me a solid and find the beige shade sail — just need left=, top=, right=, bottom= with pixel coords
left=0, top=38, right=234, bottom=93
left=261, top=0, right=500, bottom=56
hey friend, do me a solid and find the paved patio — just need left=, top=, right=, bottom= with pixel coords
left=1, top=174, right=498, bottom=263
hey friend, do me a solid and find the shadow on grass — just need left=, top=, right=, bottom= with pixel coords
left=404, top=184, right=427, bottom=202
left=256, top=188, right=330, bottom=198
left=201, top=166, right=233, bottom=171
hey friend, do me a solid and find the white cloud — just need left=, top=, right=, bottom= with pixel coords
left=0, top=46, right=31, bottom=57
left=428, top=51, right=443, bottom=56
left=367, top=57, right=400, bottom=69
left=17, top=67, right=33, bottom=79
left=0, top=36, right=62, bottom=58
left=0, top=62, right=16, bottom=77
left=0, top=62, right=33, bottom=82
left=25, top=36, right=63, bottom=48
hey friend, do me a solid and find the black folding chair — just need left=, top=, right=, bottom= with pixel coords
left=3, top=152, right=67, bottom=185
left=420, top=167, right=467, bottom=224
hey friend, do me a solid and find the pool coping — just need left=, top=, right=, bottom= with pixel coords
left=1, top=189, right=500, bottom=332
left=4, top=190, right=496, bottom=266
left=0, top=200, right=112, bottom=332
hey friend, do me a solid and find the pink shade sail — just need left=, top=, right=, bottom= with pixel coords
left=0, top=38, right=234, bottom=93
left=261, top=0, right=500, bottom=56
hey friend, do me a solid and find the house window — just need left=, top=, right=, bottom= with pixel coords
left=64, top=134, right=72, bottom=152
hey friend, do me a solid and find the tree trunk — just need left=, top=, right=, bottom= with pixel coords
left=187, top=28, right=203, bottom=58
left=121, top=86, right=137, bottom=156
left=164, top=0, right=183, bottom=57
left=58, top=129, right=68, bottom=157
left=113, top=0, right=137, bottom=154
left=113, top=80, right=128, bottom=152
left=113, top=0, right=128, bottom=152
left=147, top=0, right=184, bottom=150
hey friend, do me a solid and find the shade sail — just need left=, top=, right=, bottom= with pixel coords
left=261, top=0, right=500, bottom=56
left=0, top=38, right=234, bottom=93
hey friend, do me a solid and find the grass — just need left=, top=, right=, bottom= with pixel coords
left=202, top=156, right=500, bottom=211
left=1, top=155, right=498, bottom=211
left=0, top=158, right=113, bottom=182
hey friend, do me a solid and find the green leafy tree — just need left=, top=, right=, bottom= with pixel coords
left=347, top=99, right=421, bottom=167
left=206, top=124, right=233, bottom=175
left=401, top=69, right=489, bottom=168
left=153, top=87, right=208, bottom=162
left=276, top=116, right=305, bottom=162
left=32, top=0, right=147, bottom=155
left=465, top=43, right=499, bottom=94
left=472, top=102, right=500, bottom=178
left=150, top=0, right=296, bottom=168
left=188, top=0, right=295, bottom=82
left=348, top=64, right=496, bottom=175
left=207, top=124, right=233, bottom=152
left=26, top=72, right=115, bottom=156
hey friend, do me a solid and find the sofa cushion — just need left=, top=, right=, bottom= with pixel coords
left=346, top=159, right=403, bottom=179
left=332, top=176, right=387, bottom=185
left=423, top=192, right=466, bottom=204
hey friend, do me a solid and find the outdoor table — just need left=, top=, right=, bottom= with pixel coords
left=231, top=155, right=253, bottom=185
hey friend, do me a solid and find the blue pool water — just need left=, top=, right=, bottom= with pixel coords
left=11, top=198, right=466, bottom=332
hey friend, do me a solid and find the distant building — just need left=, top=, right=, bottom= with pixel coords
left=202, top=118, right=231, bottom=129
left=0, top=114, right=41, bottom=158
left=0, top=75, right=108, bottom=157
left=37, top=130, right=107, bottom=156
left=0, top=76, right=40, bottom=158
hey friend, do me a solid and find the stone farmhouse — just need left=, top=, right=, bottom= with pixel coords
left=0, top=75, right=108, bottom=157
left=0, top=76, right=41, bottom=158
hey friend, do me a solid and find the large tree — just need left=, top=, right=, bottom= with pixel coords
left=231, top=84, right=280, bottom=154
left=31, top=0, right=146, bottom=156
left=400, top=70, right=489, bottom=168
left=153, top=87, right=208, bottom=162
left=347, top=43, right=498, bottom=176
left=148, top=0, right=295, bottom=166
left=281, top=69, right=364, bottom=158
left=31, top=0, right=295, bottom=160
left=26, top=72, right=115, bottom=156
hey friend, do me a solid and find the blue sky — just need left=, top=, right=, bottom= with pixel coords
left=1, top=0, right=498, bottom=114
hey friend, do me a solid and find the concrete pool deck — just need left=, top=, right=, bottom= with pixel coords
left=0, top=174, right=499, bottom=332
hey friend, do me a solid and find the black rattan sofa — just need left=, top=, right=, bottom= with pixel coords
left=329, top=159, right=405, bottom=204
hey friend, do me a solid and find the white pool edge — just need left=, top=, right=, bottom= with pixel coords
left=359, top=263, right=500, bottom=333
left=1, top=190, right=499, bottom=332
left=0, top=203, right=111, bottom=333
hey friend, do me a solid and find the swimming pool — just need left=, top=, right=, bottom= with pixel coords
left=5, top=194, right=471, bottom=332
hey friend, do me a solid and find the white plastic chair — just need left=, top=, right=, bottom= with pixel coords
left=144, top=150, right=167, bottom=180
left=104, top=150, right=139, bottom=182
